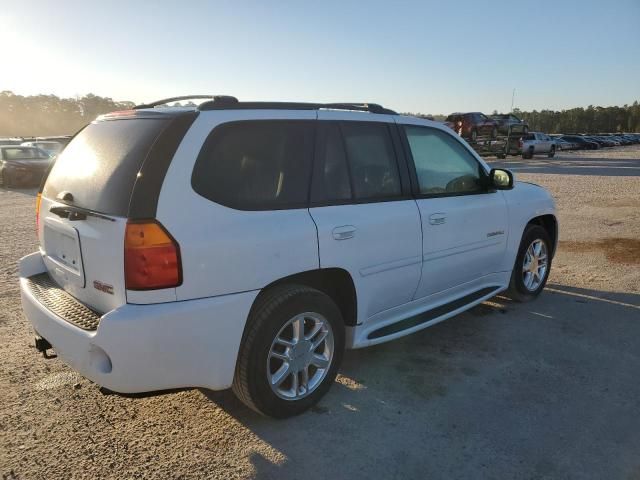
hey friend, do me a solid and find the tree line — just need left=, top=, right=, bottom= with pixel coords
left=1, top=90, right=639, bottom=137
left=0, top=91, right=135, bottom=137
left=512, top=102, right=640, bottom=134
left=415, top=102, right=640, bottom=134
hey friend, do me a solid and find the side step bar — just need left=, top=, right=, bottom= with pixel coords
left=367, top=286, right=502, bottom=340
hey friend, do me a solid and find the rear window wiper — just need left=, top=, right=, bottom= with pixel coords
left=49, top=205, right=116, bottom=222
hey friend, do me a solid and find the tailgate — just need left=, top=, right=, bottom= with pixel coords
left=39, top=196, right=127, bottom=313
left=36, top=115, right=175, bottom=313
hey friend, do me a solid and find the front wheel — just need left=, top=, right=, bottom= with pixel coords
left=233, top=284, right=345, bottom=418
left=548, top=146, right=556, bottom=158
left=507, top=224, right=552, bottom=302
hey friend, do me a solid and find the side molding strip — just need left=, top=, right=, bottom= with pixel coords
left=367, top=286, right=501, bottom=340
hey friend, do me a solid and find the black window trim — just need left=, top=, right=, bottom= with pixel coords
left=398, top=124, right=495, bottom=200
left=308, top=120, right=413, bottom=208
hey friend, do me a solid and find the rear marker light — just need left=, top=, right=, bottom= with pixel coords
left=124, top=220, right=182, bottom=290
left=35, top=193, right=42, bottom=232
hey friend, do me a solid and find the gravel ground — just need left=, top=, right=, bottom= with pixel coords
left=1, top=146, right=639, bottom=480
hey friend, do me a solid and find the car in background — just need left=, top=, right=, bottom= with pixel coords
left=590, top=136, right=617, bottom=147
left=560, top=135, right=599, bottom=150
left=521, top=132, right=556, bottom=158
left=551, top=136, right=575, bottom=151
left=490, top=113, right=529, bottom=136
left=445, top=112, right=498, bottom=141
left=581, top=136, right=608, bottom=148
left=0, top=146, right=52, bottom=187
left=21, top=140, right=64, bottom=157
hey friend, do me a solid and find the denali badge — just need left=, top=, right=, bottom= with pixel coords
left=93, top=280, right=114, bottom=295
left=487, top=230, right=505, bottom=237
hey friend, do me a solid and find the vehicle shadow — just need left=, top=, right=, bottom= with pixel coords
left=488, top=154, right=640, bottom=177
left=197, top=284, right=640, bottom=479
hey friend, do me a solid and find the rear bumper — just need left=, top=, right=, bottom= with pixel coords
left=19, top=252, right=258, bottom=393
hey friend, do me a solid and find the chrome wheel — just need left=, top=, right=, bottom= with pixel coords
left=267, top=312, right=334, bottom=401
left=522, top=239, right=548, bottom=291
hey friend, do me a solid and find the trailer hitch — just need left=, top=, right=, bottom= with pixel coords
left=34, top=337, right=57, bottom=359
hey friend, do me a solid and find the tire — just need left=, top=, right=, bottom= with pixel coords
left=470, top=129, right=478, bottom=142
left=522, top=147, right=534, bottom=159
left=507, top=224, right=552, bottom=302
left=547, top=146, right=556, bottom=158
left=232, top=284, right=345, bottom=418
left=491, top=127, right=498, bottom=139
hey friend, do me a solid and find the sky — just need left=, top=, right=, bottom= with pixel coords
left=1, top=0, right=639, bottom=114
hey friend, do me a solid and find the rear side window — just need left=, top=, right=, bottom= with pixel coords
left=43, top=118, right=170, bottom=216
left=340, top=122, right=401, bottom=200
left=192, top=121, right=314, bottom=210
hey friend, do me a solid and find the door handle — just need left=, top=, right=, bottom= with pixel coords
left=332, top=225, right=356, bottom=240
left=429, top=213, right=446, bottom=225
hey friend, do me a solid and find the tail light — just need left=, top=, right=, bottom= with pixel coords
left=35, top=193, right=42, bottom=232
left=457, top=121, right=463, bottom=127
left=124, top=220, right=182, bottom=290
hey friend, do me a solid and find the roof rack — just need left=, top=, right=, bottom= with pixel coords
left=197, top=97, right=397, bottom=115
left=135, top=96, right=397, bottom=115
left=133, top=95, right=237, bottom=110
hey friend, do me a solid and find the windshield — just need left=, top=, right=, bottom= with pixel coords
left=2, top=147, right=49, bottom=160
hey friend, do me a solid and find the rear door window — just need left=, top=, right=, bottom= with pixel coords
left=192, top=120, right=314, bottom=210
left=339, top=122, right=401, bottom=200
left=43, top=118, right=171, bottom=216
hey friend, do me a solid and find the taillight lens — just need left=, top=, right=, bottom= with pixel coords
left=124, top=220, right=181, bottom=290
left=35, top=193, right=42, bottom=232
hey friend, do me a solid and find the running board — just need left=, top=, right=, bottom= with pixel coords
left=367, top=286, right=502, bottom=340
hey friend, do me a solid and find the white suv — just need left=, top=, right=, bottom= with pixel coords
left=19, top=96, right=557, bottom=417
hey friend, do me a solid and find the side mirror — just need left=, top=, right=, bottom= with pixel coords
left=489, top=168, right=514, bottom=190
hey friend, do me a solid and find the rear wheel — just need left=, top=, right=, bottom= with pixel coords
left=507, top=224, right=552, bottom=302
left=233, top=284, right=345, bottom=418
left=523, top=147, right=534, bottom=159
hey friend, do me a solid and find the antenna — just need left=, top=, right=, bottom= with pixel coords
left=510, top=88, right=516, bottom=113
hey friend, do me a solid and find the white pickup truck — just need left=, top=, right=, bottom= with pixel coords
left=522, top=132, right=556, bottom=159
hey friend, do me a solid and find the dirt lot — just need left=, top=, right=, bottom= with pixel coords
left=1, top=147, right=639, bottom=480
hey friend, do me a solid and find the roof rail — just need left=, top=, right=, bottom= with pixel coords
left=197, top=98, right=397, bottom=115
left=134, top=95, right=238, bottom=110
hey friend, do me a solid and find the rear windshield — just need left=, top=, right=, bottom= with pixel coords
left=43, top=118, right=170, bottom=216
left=3, top=147, right=49, bottom=160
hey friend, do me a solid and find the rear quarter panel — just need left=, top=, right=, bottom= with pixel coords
left=155, top=110, right=320, bottom=301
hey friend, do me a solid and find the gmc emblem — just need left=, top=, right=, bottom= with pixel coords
left=93, top=280, right=114, bottom=295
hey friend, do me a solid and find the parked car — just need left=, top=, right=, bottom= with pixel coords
left=560, top=135, right=599, bottom=150
left=445, top=112, right=498, bottom=141
left=521, top=132, right=557, bottom=158
left=552, top=137, right=575, bottom=151
left=0, top=146, right=52, bottom=187
left=19, top=96, right=557, bottom=418
left=490, top=113, right=529, bottom=135
left=21, top=140, right=64, bottom=157
left=590, top=136, right=616, bottom=147
left=581, top=136, right=608, bottom=148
